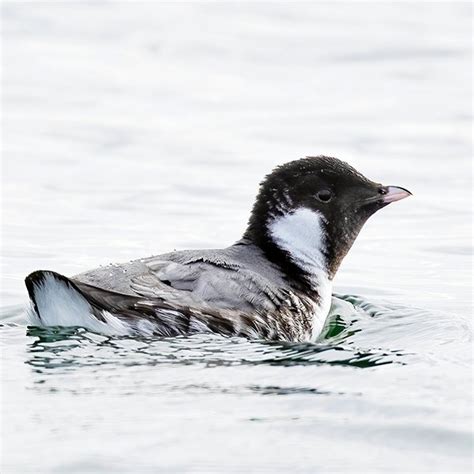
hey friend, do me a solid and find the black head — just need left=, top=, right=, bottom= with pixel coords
left=244, top=156, right=411, bottom=283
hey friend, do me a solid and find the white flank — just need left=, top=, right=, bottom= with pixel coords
left=268, top=207, right=333, bottom=341
left=27, top=273, right=133, bottom=336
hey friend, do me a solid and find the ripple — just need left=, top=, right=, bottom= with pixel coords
left=0, top=291, right=468, bottom=375
left=24, top=329, right=402, bottom=371
left=21, top=300, right=411, bottom=372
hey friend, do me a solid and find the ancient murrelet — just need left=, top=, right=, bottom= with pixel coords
left=25, top=156, right=411, bottom=342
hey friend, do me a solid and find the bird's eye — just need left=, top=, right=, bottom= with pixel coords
left=316, top=190, right=333, bottom=203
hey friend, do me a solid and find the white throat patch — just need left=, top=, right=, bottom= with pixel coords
left=268, top=207, right=332, bottom=340
left=268, top=207, right=328, bottom=277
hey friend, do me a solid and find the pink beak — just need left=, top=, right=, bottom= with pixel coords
left=381, top=186, right=412, bottom=204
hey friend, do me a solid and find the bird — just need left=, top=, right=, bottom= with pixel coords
left=25, top=156, right=411, bottom=342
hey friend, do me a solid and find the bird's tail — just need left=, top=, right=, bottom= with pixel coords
left=25, top=269, right=196, bottom=336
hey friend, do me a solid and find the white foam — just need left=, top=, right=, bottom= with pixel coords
left=268, top=207, right=333, bottom=341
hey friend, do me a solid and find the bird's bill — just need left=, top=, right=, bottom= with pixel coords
left=381, top=186, right=412, bottom=204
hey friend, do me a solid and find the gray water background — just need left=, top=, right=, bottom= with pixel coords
left=1, top=2, right=472, bottom=473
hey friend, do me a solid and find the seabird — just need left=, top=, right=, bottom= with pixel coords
left=25, top=156, right=411, bottom=341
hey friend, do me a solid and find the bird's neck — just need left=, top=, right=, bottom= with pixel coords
left=243, top=207, right=332, bottom=293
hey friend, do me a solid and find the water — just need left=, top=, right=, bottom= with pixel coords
left=1, top=2, right=472, bottom=473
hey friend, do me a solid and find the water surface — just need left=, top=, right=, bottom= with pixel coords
left=1, top=3, right=472, bottom=473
